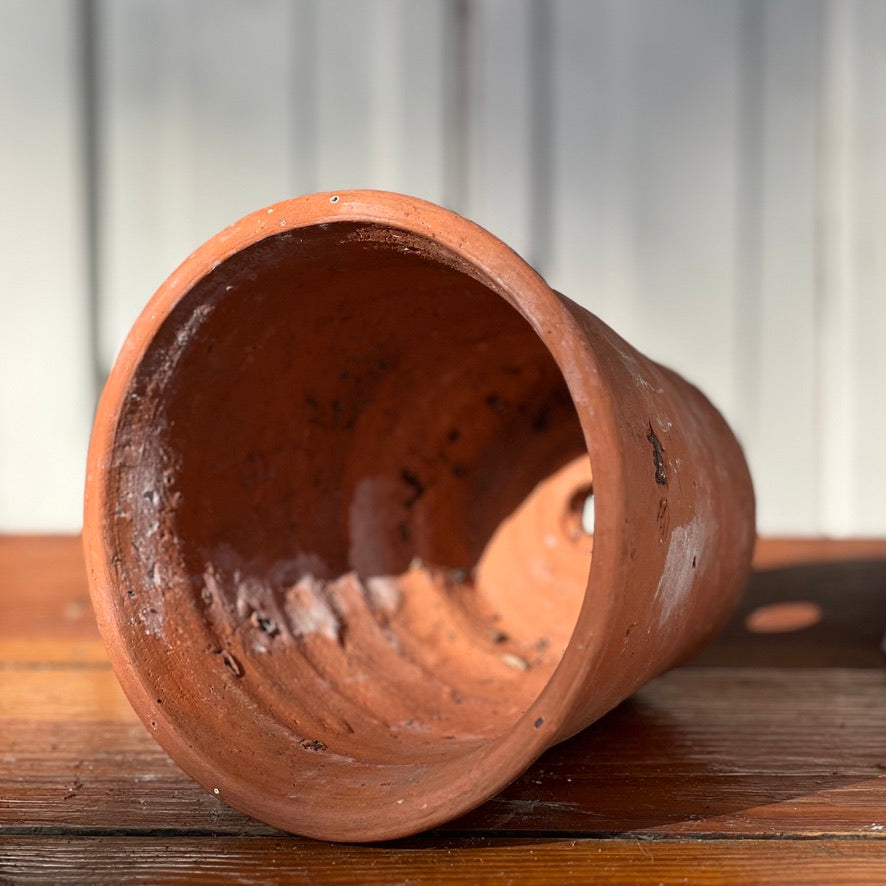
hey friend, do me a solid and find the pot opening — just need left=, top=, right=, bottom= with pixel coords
left=112, top=220, right=592, bottom=784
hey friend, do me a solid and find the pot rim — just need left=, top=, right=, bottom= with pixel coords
left=83, top=189, right=627, bottom=840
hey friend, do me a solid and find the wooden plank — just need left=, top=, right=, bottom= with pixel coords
left=2, top=836, right=886, bottom=884
left=0, top=716, right=273, bottom=836
left=698, top=536, right=886, bottom=669
left=0, top=535, right=886, bottom=665
left=450, top=668, right=886, bottom=836
left=4, top=665, right=886, bottom=837
left=11, top=534, right=882, bottom=669
left=3, top=536, right=886, bottom=842
left=0, top=537, right=102, bottom=663
left=1, top=670, right=130, bottom=722
left=751, top=536, right=886, bottom=570
left=2, top=534, right=884, bottom=664
left=0, top=1, right=95, bottom=533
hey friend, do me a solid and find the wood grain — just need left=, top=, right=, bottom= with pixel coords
left=0, top=536, right=98, bottom=648
left=2, top=837, right=886, bottom=884
left=749, top=536, right=886, bottom=570
left=2, top=535, right=886, bottom=880
left=4, top=667, right=886, bottom=838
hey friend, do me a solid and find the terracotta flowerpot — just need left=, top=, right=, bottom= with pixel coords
left=84, top=190, right=755, bottom=842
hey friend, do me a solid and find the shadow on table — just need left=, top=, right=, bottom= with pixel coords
left=689, top=557, right=886, bottom=667
left=434, top=557, right=886, bottom=838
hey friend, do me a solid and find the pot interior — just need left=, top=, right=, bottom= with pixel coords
left=109, top=220, right=592, bottom=820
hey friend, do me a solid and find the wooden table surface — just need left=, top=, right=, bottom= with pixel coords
left=2, top=536, right=886, bottom=883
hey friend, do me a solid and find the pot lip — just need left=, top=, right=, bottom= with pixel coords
left=83, top=189, right=627, bottom=840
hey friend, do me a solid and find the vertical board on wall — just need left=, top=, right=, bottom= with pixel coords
left=461, top=0, right=536, bottom=263
left=96, top=0, right=301, bottom=373
left=547, top=0, right=746, bottom=487
left=547, top=0, right=639, bottom=333
left=620, top=0, right=743, bottom=422
left=745, top=0, right=821, bottom=533
left=547, top=0, right=743, bottom=409
left=546, top=0, right=825, bottom=534
left=99, top=0, right=451, bottom=373
left=4, top=0, right=885, bottom=535
left=842, top=0, right=886, bottom=535
left=313, top=0, right=448, bottom=202
left=0, top=1, right=93, bottom=530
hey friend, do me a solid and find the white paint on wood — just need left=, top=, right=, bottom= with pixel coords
left=462, top=0, right=536, bottom=262
left=313, top=0, right=448, bottom=201
left=741, top=0, right=822, bottom=533
left=609, top=0, right=744, bottom=426
left=0, top=1, right=93, bottom=531
left=4, top=0, right=886, bottom=535
left=96, top=0, right=299, bottom=373
left=848, top=0, right=886, bottom=534
left=547, top=0, right=749, bottom=511
left=547, top=0, right=640, bottom=335
left=816, top=0, right=858, bottom=535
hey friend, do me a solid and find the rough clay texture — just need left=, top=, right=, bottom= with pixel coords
left=84, top=191, right=755, bottom=842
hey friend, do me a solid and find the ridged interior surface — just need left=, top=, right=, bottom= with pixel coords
left=107, top=222, right=592, bottom=815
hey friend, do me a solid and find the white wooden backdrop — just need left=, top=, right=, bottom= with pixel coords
left=2, top=0, right=886, bottom=535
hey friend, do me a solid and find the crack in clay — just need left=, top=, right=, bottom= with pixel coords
left=220, top=649, right=244, bottom=677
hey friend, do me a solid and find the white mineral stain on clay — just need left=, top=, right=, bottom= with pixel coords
left=285, top=575, right=342, bottom=642
left=347, top=475, right=405, bottom=576
left=609, top=340, right=665, bottom=395
left=139, top=603, right=166, bottom=638
left=202, top=565, right=222, bottom=600
left=201, top=547, right=407, bottom=648
left=654, top=516, right=705, bottom=624
left=203, top=549, right=382, bottom=645
left=363, top=575, right=402, bottom=616
left=234, top=574, right=269, bottom=619
left=173, top=302, right=214, bottom=351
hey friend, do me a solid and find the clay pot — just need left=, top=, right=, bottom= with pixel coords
left=84, top=190, right=755, bottom=842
